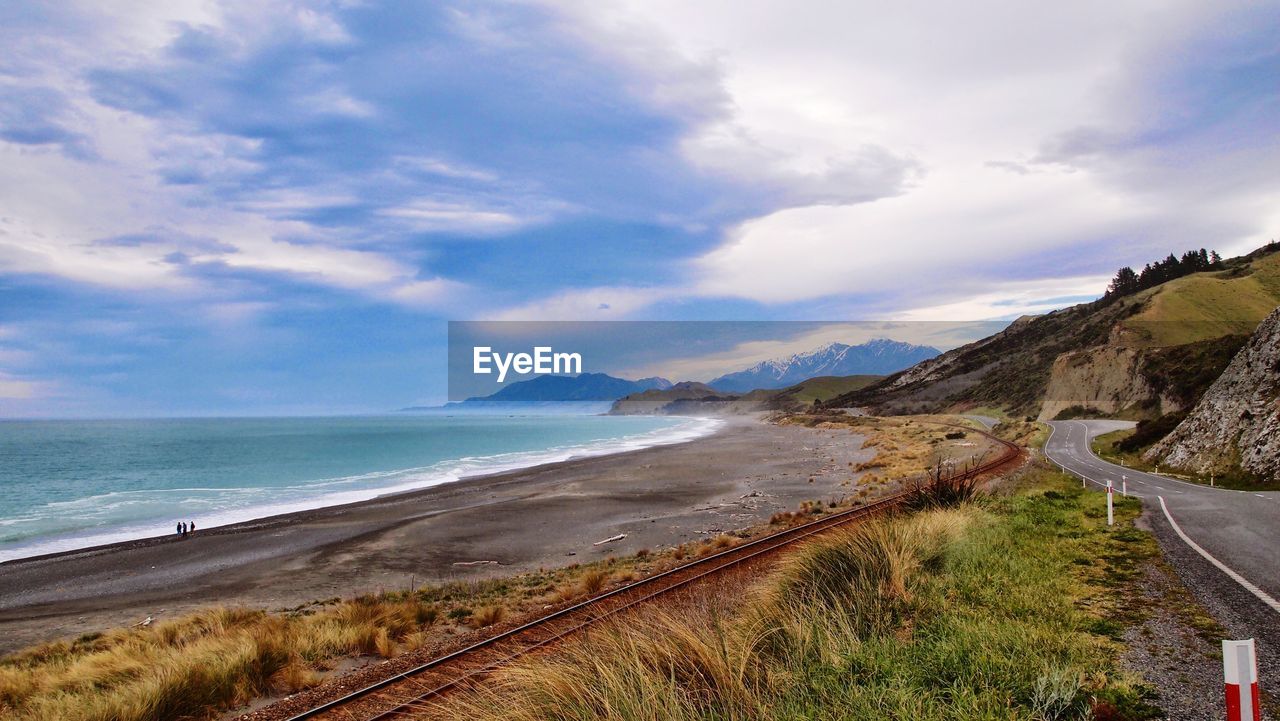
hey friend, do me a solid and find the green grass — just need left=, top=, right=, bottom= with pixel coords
left=778, top=375, right=883, bottom=406
left=1124, top=252, right=1280, bottom=347
left=435, top=467, right=1163, bottom=721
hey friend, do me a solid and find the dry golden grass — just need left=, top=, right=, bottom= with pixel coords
left=578, top=568, right=611, bottom=595
left=469, top=605, right=507, bottom=629
left=782, top=413, right=993, bottom=483
left=0, top=556, right=660, bottom=721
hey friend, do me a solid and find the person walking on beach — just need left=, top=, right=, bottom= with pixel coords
left=188, top=520, right=196, bottom=535
left=180, top=521, right=187, bottom=537
left=176, top=521, right=183, bottom=536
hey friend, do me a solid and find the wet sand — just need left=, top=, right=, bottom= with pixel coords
left=0, top=417, right=881, bottom=652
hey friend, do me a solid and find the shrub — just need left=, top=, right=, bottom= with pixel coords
left=469, top=605, right=506, bottom=629
left=579, top=569, right=610, bottom=596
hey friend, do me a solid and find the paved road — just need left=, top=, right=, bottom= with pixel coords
left=1047, top=419, right=1280, bottom=707
left=1046, top=419, right=1280, bottom=605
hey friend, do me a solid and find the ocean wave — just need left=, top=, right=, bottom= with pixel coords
left=0, top=416, right=722, bottom=562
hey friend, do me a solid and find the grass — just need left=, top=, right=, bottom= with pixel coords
left=777, top=374, right=883, bottom=406
left=0, top=556, right=659, bottom=721
left=781, top=413, right=993, bottom=483
left=1092, top=428, right=1280, bottom=492
left=432, top=465, right=1163, bottom=721
left=0, top=412, right=1004, bottom=721
left=1123, top=251, right=1280, bottom=347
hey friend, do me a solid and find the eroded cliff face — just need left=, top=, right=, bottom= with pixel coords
left=1036, top=334, right=1250, bottom=421
left=1145, top=306, right=1280, bottom=482
left=1039, top=347, right=1156, bottom=421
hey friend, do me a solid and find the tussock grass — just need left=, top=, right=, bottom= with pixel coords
left=469, top=605, right=507, bottom=629
left=578, top=568, right=611, bottom=596
left=0, top=555, right=657, bottom=721
left=0, top=598, right=449, bottom=720
left=433, top=468, right=1161, bottom=721
left=783, top=414, right=991, bottom=482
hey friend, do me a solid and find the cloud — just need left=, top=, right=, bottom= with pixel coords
left=378, top=201, right=530, bottom=235
left=386, top=277, right=470, bottom=307
left=690, top=163, right=1154, bottom=305
left=485, top=286, right=670, bottom=321
left=0, top=371, right=50, bottom=399
left=891, top=275, right=1112, bottom=321
left=549, top=0, right=1280, bottom=312
left=4, top=1, right=1280, bottom=417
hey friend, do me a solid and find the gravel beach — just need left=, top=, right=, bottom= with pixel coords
left=0, top=417, right=885, bottom=652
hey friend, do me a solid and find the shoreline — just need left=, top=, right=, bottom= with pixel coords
left=0, top=415, right=883, bottom=652
left=0, top=414, right=722, bottom=565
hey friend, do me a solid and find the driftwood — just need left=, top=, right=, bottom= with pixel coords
left=452, top=560, right=500, bottom=567
left=592, top=533, right=626, bottom=546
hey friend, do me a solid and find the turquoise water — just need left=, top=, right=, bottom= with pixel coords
left=0, top=414, right=717, bottom=561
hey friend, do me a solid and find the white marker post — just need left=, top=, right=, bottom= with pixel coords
left=1223, top=638, right=1260, bottom=721
left=1122, top=475, right=1127, bottom=497
left=1106, top=480, right=1114, bottom=526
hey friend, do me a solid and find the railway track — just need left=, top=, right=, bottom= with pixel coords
left=279, top=424, right=1021, bottom=721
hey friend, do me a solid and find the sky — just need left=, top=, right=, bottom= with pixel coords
left=1, top=1, right=1278, bottom=417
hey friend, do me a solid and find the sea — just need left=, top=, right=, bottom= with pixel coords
left=0, top=412, right=720, bottom=562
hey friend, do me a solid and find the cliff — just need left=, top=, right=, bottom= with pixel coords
left=1145, top=305, right=1280, bottom=482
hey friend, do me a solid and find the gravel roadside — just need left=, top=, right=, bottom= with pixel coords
left=1132, top=502, right=1280, bottom=719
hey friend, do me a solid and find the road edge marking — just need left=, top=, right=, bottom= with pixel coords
left=1158, top=495, right=1280, bottom=616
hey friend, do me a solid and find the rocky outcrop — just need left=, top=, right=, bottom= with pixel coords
left=1145, top=305, right=1280, bottom=482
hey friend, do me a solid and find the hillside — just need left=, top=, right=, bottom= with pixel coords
left=830, top=244, right=1280, bottom=420
left=431, top=373, right=671, bottom=406
left=776, top=374, right=882, bottom=406
left=709, top=339, right=936, bottom=392
left=1120, top=247, right=1280, bottom=346
left=608, top=382, right=737, bottom=415
left=609, top=374, right=883, bottom=415
left=1145, top=305, right=1280, bottom=483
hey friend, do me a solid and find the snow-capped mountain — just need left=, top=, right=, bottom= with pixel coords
left=707, top=339, right=940, bottom=393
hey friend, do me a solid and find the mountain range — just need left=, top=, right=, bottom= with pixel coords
left=707, top=339, right=940, bottom=392
left=462, top=373, right=671, bottom=403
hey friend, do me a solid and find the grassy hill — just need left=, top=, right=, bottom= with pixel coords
left=609, top=375, right=883, bottom=415
left=774, top=375, right=881, bottom=406
left=830, top=243, right=1280, bottom=419
left=1121, top=249, right=1280, bottom=346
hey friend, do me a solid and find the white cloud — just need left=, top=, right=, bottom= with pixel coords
left=544, top=0, right=1280, bottom=313
left=692, top=163, right=1148, bottom=304
left=0, top=371, right=49, bottom=399
left=392, top=155, right=499, bottom=182
left=378, top=201, right=529, bottom=235
left=892, top=275, right=1111, bottom=321
left=0, top=2, right=470, bottom=309
left=386, top=277, right=470, bottom=306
